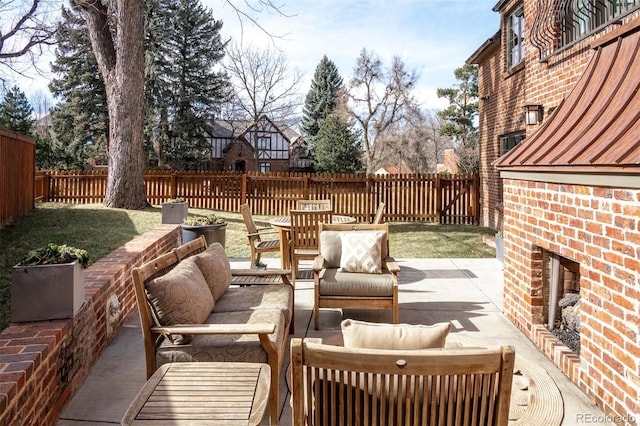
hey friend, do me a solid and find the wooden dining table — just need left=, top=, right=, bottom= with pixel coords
left=269, top=214, right=356, bottom=269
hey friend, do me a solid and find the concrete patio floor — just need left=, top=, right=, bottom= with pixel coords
left=57, top=257, right=614, bottom=425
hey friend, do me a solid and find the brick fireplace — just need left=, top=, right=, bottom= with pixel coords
left=492, top=22, right=640, bottom=420
left=500, top=179, right=640, bottom=420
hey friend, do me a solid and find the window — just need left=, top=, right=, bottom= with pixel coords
left=500, top=133, right=526, bottom=155
left=259, top=162, right=271, bottom=173
left=533, top=0, right=640, bottom=60
left=507, top=5, right=525, bottom=68
left=257, top=137, right=271, bottom=150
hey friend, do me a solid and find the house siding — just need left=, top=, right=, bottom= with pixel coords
left=473, top=0, right=631, bottom=229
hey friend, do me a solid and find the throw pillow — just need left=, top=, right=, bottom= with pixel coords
left=320, top=230, right=343, bottom=268
left=145, top=257, right=214, bottom=344
left=341, top=319, right=451, bottom=350
left=193, top=242, right=232, bottom=301
left=339, top=231, right=385, bottom=274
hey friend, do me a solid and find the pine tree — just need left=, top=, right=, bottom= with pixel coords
left=437, top=64, right=479, bottom=173
left=0, top=86, right=35, bottom=136
left=301, top=56, right=343, bottom=141
left=313, top=111, right=363, bottom=173
left=49, top=5, right=109, bottom=170
left=149, top=0, right=229, bottom=170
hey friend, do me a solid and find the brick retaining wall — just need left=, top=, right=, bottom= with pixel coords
left=0, top=225, right=181, bottom=425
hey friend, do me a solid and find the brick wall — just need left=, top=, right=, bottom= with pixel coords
left=474, top=2, right=639, bottom=229
left=502, top=179, right=640, bottom=421
left=0, top=225, right=181, bottom=425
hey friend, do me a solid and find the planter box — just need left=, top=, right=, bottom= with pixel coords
left=162, top=202, right=189, bottom=224
left=181, top=222, right=227, bottom=248
left=11, top=260, right=85, bottom=322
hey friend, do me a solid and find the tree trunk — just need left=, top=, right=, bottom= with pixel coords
left=79, top=0, right=147, bottom=209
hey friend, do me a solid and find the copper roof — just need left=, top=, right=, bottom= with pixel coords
left=494, top=24, right=640, bottom=174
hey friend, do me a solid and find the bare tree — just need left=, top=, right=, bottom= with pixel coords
left=347, top=49, right=421, bottom=173
left=2, top=0, right=289, bottom=207
left=76, top=0, right=146, bottom=208
left=0, top=0, right=59, bottom=83
left=375, top=109, right=453, bottom=174
left=224, top=42, right=303, bottom=171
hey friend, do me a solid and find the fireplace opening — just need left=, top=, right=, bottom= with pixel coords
left=541, top=250, right=581, bottom=356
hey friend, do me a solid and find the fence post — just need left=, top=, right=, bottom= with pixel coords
left=170, top=173, right=177, bottom=200
left=435, top=174, right=442, bottom=224
left=44, top=173, right=51, bottom=202
left=241, top=173, right=247, bottom=205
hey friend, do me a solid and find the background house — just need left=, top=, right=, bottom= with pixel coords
left=470, top=0, right=640, bottom=421
left=206, top=114, right=312, bottom=172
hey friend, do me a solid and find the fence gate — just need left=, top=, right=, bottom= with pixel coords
left=438, top=174, right=479, bottom=225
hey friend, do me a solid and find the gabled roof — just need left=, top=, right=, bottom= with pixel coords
left=495, top=19, right=640, bottom=174
left=206, top=114, right=303, bottom=144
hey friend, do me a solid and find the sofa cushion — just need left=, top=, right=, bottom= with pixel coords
left=193, top=242, right=232, bottom=301
left=341, top=319, right=451, bottom=350
left=214, top=285, right=293, bottom=320
left=155, top=308, right=286, bottom=365
left=339, top=231, right=385, bottom=274
left=318, top=269, right=394, bottom=296
left=145, top=257, right=214, bottom=344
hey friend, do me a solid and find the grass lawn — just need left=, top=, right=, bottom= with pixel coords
left=0, top=202, right=496, bottom=330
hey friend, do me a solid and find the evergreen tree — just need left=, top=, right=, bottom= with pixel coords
left=313, top=111, right=363, bottom=173
left=301, top=56, right=343, bottom=141
left=149, top=0, right=229, bottom=170
left=437, top=64, right=479, bottom=173
left=0, top=86, right=35, bottom=136
left=49, top=5, right=109, bottom=170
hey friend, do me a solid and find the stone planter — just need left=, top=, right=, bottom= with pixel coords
left=161, top=201, right=188, bottom=224
left=11, top=260, right=85, bottom=322
left=495, top=234, right=504, bottom=263
left=180, top=222, right=227, bottom=248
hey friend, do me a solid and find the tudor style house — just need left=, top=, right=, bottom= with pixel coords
left=469, top=0, right=640, bottom=421
left=206, top=114, right=313, bottom=172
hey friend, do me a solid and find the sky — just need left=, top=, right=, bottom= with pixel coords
left=206, top=0, right=500, bottom=110
left=6, top=0, right=500, bottom=113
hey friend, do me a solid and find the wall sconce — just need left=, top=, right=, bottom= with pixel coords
left=523, top=104, right=543, bottom=125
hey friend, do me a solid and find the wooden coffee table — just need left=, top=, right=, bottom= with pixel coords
left=122, top=362, right=270, bottom=425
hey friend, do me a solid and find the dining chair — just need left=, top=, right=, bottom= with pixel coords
left=289, top=208, right=332, bottom=285
left=296, top=199, right=332, bottom=211
left=240, top=203, right=280, bottom=267
left=372, top=201, right=385, bottom=224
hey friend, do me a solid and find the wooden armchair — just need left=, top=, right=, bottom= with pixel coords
left=290, top=208, right=332, bottom=285
left=240, top=203, right=280, bottom=267
left=373, top=201, right=385, bottom=224
left=290, top=338, right=516, bottom=426
left=312, top=223, right=399, bottom=329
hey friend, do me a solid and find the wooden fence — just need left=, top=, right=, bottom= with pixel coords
left=1, top=128, right=35, bottom=229
left=35, top=170, right=480, bottom=224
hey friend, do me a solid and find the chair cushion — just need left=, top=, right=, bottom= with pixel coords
left=318, top=269, right=394, bottom=296
left=339, top=231, right=385, bottom=273
left=145, top=257, right=214, bottom=344
left=214, top=284, right=293, bottom=320
left=341, top=319, right=451, bottom=350
left=155, top=308, right=285, bottom=365
left=193, top=242, right=232, bottom=302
